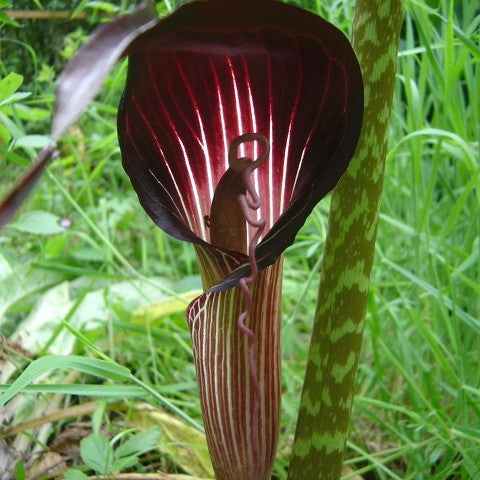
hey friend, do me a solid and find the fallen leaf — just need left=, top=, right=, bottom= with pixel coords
left=27, top=451, right=66, bottom=478
left=50, top=422, right=91, bottom=457
left=131, top=403, right=213, bottom=480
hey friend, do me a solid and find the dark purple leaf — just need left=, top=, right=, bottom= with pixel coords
left=52, top=0, right=159, bottom=140
left=0, top=1, right=159, bottom=228
left=0, top=146, right=52, bottom=228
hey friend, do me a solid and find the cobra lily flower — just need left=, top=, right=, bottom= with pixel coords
left=117, top=2, right=362, bottom=478
left=0, top=1, right=362, bottom=479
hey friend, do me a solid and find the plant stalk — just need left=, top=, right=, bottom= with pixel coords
left=287, top=1, right=403, bottom=478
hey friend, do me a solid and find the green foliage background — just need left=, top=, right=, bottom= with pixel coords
left=0, top=0, right=479, bottom=478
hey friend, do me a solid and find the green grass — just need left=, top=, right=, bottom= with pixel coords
left=1, top=0, right=479, bottom=478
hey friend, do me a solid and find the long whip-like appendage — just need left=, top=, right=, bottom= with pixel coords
left=229, top=133, right=269, bottom=480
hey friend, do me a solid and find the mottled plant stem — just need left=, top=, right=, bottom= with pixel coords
left=287, top=2, right=402, bottom=479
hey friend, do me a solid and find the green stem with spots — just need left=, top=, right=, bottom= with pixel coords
left=287, top=1, right=402, bottom=478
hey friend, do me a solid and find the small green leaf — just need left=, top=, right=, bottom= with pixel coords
left=69, top=245, right=106, bottom=263
left=83, top=1, right=118, bottom=13
left=0, top=72, right=23, bottom=103
left=111, top=455, right=139, bottom=472
left=80, top=434, right=114, bottom=474
left=1, top=103, right=51, bottom=121
left=9, top=210, right=66, bottom=235
left=114, top=426, right=160, bottom=459
left=1, top=91, right=31, bottom=105
left=0, top=11, right=20, bottom=27
left=0, top=121, right=11, bottom=143
left=14, top=460, right=25, bottom=480
left=63, top=469, right=89, bottom=480
left=13, top=134, right=51, bottom=149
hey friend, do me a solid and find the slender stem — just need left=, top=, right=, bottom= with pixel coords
left=287, top=2, right=403, bottom=479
